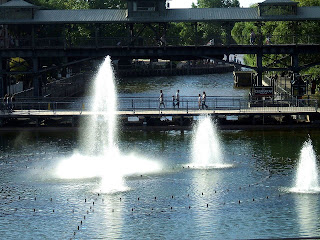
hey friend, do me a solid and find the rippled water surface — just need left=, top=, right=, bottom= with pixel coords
left=1, top=73, right=320, bottom=239
left=118, top=72, right=249, bottom=97
left=0, top=129, right=320, bottom=239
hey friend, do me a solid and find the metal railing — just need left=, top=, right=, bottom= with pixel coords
left=1, top=96, right=317, bottom=114
left=1, top=34, right=320, bottom=49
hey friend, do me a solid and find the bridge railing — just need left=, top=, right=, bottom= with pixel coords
left=2, top=34, right=320, bottom=49
left=3, top=97, right=317, bottom=113
left=235, top=34, right=320, bottom=45
left=248, top=98, right=318, bottom=112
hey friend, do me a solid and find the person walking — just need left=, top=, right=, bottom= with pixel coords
left=172, top=95, right=175, bottom=109
left=202, top=91, right=208, bottom=110
left=198, top=94, right=202, bottom=110
left=10, top=94, right=15, bottom=111
left=159, top=90, right=165, bottom=108
left=175, top=89, right=180, bottom=108
left=250, top=30, right=255, bottom=45
left=6, top=94, right=11, bottom=111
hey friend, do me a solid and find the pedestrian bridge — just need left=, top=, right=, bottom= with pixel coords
left=0, top=96, right=317, bottom=127
left=0, top=97, right=317, bottom=126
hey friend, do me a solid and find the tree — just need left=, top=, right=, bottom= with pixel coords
left=195, top=0, right=240, bottom=45
left=231, top=0, right=320, bottom=79
left=29, top=0, right=89, bottom=10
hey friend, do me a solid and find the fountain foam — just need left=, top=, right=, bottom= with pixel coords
left=189, top=116, right=232, bottom=169
left=291, top=138, right=320, bottom=194
left=56, top=56, right=161, bottom=193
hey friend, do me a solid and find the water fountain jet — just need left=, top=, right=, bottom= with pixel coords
left=190, top=116, right=232, bottom=169
left=291, top=138, right=320, bottom=193
left=56, top=56, right=161, bottom=193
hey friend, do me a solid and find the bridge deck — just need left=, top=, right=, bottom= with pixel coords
left=1, top=107, right=317, bottom=118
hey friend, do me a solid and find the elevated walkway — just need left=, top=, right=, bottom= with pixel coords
left=0, top=97, right=317, bottom=127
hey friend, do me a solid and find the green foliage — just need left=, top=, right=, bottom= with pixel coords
left=30, top=0, right=89, bottom=10
left=231, top=0, right=320, bottom=79
left=88, top=0, right=126, bottom=9
left=191, top=0, right=240, bottom=45
left=298, top=0, right=320, bottom=7
left=196, top=0, right=239, bottom=8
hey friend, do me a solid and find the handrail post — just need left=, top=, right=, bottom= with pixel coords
left=187, top=100, right=188, bottom=114
left=132, top=99, right=135, bottom=113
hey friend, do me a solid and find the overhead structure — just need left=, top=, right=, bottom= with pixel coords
left=0, top=0, right=320, bottom=97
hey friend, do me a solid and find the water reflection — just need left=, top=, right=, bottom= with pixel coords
left=103, top=196, right=124, bottom=239
left=2, top=129, right=320, bottom=239
left=191, top=168, right=226, bottom=238
left=295, top=194, right=320, bottom=237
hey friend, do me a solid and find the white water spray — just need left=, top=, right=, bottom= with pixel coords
left=190, top=116, right=232, bottom=169
left=291, top=138, right=320, bottom=193
left=56, top=56, right=161, bottom=193
left=82, top=56, right=118, bottom=154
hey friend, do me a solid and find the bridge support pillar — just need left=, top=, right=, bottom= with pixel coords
left=0, top=57, right=4, bottom=98
left=291, top=53, right=299, bottom=74
left=257, top=51, right=263, bottom=85
left=33, top=57, right=41, bottom=97
left=194, top=22, right=198, bottom=45
left=225, top=22, right=232, bottom=45
left=180, top=116, right=184, bottom=126
left=225, top=54, right=230, bottom=63
left=0, top=58, right=8, bottom=98
left=129, top=24, right=134, bottom=45
left=95, top=24, right=99, bottom=49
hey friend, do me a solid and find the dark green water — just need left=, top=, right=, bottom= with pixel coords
left=0, top=129, right=319, bottom=239
left=0, top=73, right=319, bottom=239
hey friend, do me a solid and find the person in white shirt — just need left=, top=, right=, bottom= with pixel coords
left=202, top=91, right=208, bottom=109
left=159, top=90, right=165, bottom=108
left=175, top=89, right=180, bottom=108
left=198, top=94, right=201, bottom=110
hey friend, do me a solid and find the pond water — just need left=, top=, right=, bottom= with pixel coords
left=0, top=129, right=320, bottom=239
left=117, top=72, right=249, bottom=98
left=1, top=71, right=319, bottom=240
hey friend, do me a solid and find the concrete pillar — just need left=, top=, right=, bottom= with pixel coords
left=226, top=54, right=230, bottom=62
left=31, top=25, right=35, bottom=49
left=291, top=53, right=299, bottom=74
left=71, top=116, right=75, bottom=127
left=0, top=57, right=3, bottom=98
left=0, top=58, right=8, bottom=98
left=129, top=24, right=134, bottom=46
left=33, top=57, right=41, bottom=97
left=257, top=51, right=263, bottom=86
left=62, top=24, right=66, bottom=49
left=225, top=22, right=232, bottom=45
left=194, top=23, right=198, bottom=45
left=95, top=24, right=99, bottom=49
left=180, top=116, right=184, bottom=126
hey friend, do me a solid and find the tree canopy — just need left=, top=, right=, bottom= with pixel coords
left=231, top=0, right=320, bottom=78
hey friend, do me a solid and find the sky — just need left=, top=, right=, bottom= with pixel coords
left=169, top=0, right=262, bottom=8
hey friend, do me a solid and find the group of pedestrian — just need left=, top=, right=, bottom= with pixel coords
left=159, top=90, right=208, bottom=110
left=159, top=89, right=180, bottom=109
left=2, top=94, right=15, bottom=112
left=250, top=30, right=273, bottom=45
left=198, top=91, right=208, bottom=110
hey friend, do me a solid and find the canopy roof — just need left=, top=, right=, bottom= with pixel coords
left=259, top=0, right=298, bottom=5
left=0, top=2, right=319, bottom=24
left=0, top=0, right=38, bottom=8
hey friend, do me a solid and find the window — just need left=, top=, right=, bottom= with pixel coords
left=259, top=5, right=297, bottom=16
left=134, top=1, right=156, bottom=11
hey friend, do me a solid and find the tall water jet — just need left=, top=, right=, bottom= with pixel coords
left=191, top=116, right=231, bottom=168
left=82, top=56, right=118, bottom=155
left=56, top=56, right=161, bottom=192
left=292, top=139, right=320, bottom=193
